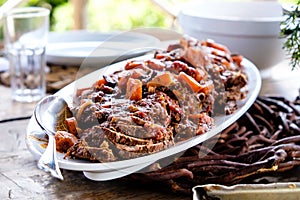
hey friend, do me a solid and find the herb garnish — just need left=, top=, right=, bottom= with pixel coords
left=281, top=1, right=300, bottom=70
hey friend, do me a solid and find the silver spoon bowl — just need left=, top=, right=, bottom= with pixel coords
left=34, top=95, right=69, bottom=180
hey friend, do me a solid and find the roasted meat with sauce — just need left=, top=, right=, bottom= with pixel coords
left=56, top=35, right=248, bottom=162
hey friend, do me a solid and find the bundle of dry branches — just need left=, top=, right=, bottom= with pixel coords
left=129, top=92, right=300, bottom=195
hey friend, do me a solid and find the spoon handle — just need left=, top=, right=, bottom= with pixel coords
left=37, top=132, right=64, bottom=180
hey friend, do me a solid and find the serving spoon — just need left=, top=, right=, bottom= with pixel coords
left=34, top=95, right=69, bottom=180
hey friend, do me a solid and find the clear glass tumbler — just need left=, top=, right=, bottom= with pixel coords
left=4, top=7, right=50, bottom=102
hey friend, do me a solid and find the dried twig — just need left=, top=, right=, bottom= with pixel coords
left=129, top=93, right=300, bottom=195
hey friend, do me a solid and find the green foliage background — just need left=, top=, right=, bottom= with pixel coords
left=50, top=0, right=180, bottom=32
left=0, top=0, right=299, bottom=33
left=0, top=0, right=179, bottom=32
left=30, top=0, right=300, bottom=32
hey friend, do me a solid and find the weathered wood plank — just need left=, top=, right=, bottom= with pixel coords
left=0, top=119, right=188, bottom=199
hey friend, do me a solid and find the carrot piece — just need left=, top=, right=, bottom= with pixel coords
left=202, top=40, right=230, bottom=54
left=147, top=72, right=173, bottom=88
left=231, top=54, right=244, bottom=67
left=55, top=131, right=78, bottom=153
left=65, top=117, right=78, bottom=136
left=93, top=78, right=107, bottom=88
left=118, top=70, right=144, bottom=93
left=126, top=78, right=143, bottom=101
left=125, top=61, right=145, bottom=70
left=178, top=72, right=201, bottom=93
left=154, top=53, right=167, bottom=59
left=221, top=59, right=231, bottom=68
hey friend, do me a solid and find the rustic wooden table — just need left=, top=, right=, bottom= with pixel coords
left=0, top=35, right=299, bottom=199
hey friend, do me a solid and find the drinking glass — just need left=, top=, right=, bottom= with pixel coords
left=4, top=7, right=50, bottom=102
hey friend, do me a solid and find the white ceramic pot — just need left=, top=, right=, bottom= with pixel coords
left=178, top=1, right=285, bottom=71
